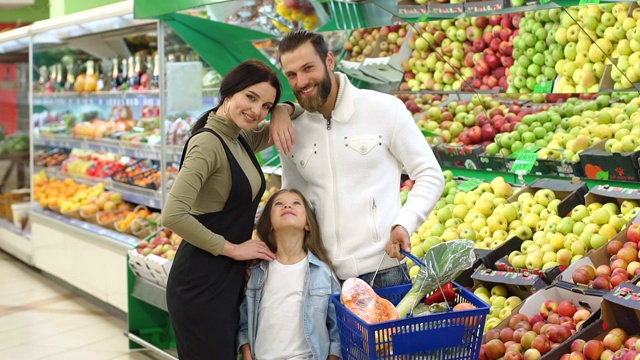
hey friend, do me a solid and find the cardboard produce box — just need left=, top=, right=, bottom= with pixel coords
left=548, top=282, right=640, bottom=359
left=507, top=178, right=588, bottom=217
left=484, top=284, right=603, bottom=360
left=556, top=214, right=640, bottom=294
left=579, top=139, right=640, bottom=182
left=435, top=143, right=484, bottom=169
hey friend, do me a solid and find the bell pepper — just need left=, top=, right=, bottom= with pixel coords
left=423, top=282, right=456, bottom=305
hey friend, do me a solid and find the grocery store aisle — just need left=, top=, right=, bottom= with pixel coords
left=0, top=250, right=162, bottom=360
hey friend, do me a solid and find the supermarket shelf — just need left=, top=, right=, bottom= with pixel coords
left=33, top=135, right=184, bottom=163
left=131, top=275, right=168, bottom=312
left=0, top=217, right=33, bottom=265
left=110, top=182, right=163, bottom=210
left=30, top=207, right=140, bottom=249
left=33, top=90, right=161, bottom=107
left=445, top=167, right=640, bottom=190
left=326, top=0, right=639, bottom=30
left=34, top=166, right=163, bottom=210
left=126, top=333, right=178, bottom=360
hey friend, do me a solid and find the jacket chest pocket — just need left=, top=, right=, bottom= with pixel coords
left=310, top=287, right=331, bottom=312
left=289, top=144, right=317, bottom=168
left=344, top=135, right=382, bottom=155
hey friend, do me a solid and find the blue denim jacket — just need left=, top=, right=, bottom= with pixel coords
left=237, top=252, right=342, bottom=359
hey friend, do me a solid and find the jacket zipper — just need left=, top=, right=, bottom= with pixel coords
left=371, top=198, right=380, bottom=243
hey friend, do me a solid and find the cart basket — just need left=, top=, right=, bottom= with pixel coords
left=331, top=282, right=488, bottom=359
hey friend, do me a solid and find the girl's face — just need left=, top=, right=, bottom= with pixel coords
left=226, top=82, right=277, bottom=130
left=270, top=192, right=308, bottom=232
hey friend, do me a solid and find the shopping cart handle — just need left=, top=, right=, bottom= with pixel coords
left=400, top=249, right=426, bottom=268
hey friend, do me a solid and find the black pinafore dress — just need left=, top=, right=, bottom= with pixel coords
left=166, top=128, right=265, bottom=360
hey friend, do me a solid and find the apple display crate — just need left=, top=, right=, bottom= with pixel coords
left=332, top=282, right=488, bottom=359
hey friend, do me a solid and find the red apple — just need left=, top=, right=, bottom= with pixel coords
left=624, top=336, right=638, bottom=350
left=532, top=321, right=545, bottom=334
left=622, top=242, right=638, bottom=250
left=626, top=223, right=640, bottom=244
left=531, top=334, right=551, bottom=355
left=573, top=308, right=592, bottom=323
left=513, top=328, right=528, bottom=343
left=540, top=300, right=560, bottom=318
left=509, top=313, right=529, bottom=328
left=521, top=331, right=538, bottom=350
left=596, top=265, right=612, bottom=276
left=569, top=351, right=587, bottom=360
left=591, top=274, right=612, bottom=290
left=583, top=339, right=605, bottom=360
left=573, top=268, right=592, bottom=285
left=485, top=328, right=502, bottom=342
left=603, top=333, right=623, bottom=351
left=501, top=327, right=515, bottom=343
left=607, top=240, right=625, bottom=256
left=505, top=350, right=523, bottom=360
left=547, top=313, right=560, bottom=324
left=548, top=324, right=572, bottom=344
left=486, top=338, right=506, bottom=359
left=617, top=247, right=638, bottom=263
left=528, top=314, right=544, bottom=326
left=609, top=328, right=628, bottom=343
left=571, top=339, right=587, bottom=353
left=558, top=300, right=578, bottom=318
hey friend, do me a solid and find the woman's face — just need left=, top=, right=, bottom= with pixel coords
left=226, top=82, right=277, bottom=130
left=270, top=192, right=308, bottom=232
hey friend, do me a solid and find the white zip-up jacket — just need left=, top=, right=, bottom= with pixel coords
left=281, top=72, right=445, bottom=280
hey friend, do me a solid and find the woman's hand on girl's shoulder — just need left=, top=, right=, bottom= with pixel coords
left=221, top=239, right=276, bottom=261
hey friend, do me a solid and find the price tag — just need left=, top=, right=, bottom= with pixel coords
left=579, top=0, right=599, bottom=4
left=509, top=152, right=538, bottom=174
left=596, top=171, right=609, bottom=180
left=539, top=0, right=550, bottom=4
left=421, top=129, right=439, bottom=137
left=534, top=81, right=553, bottom=93
left=457, top=178, right=484, bottom=192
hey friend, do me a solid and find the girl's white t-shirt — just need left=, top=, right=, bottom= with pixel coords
left=254, top=256, right=312, bottom=360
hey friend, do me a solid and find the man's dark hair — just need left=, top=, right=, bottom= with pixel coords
left=278, top=30, right=329, bottom=63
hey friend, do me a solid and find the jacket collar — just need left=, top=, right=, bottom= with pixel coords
left=205, top=112, right=242, bottom=142
left=254, top=251, right=324, bottom=271
left=329, top=72, right=354, bottom=124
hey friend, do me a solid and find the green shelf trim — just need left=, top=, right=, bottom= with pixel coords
left=163, top=13, right=295, bottom=101
left=134, top=0, right=225, bottom=19
left=444, top=167, right=640, bottom=191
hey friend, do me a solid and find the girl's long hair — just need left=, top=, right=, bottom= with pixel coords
left=256, top=189, right=336, bottom=275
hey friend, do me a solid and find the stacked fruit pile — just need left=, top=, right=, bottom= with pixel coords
left=562, top=328, right=640, bottom=360
left=401, top=14, right=518, bottom=92
left=571, top=222, right=640, bottom=290
left=485, top=96, right=640, bottom=159
left=342, top=25, right=410, bottom=62
left=473, top=284, right=524, bottom=333
left=137, top=229, right=182, bottom=261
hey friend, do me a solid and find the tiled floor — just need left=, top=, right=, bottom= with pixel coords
left=0, top=250, right=164, bottom=360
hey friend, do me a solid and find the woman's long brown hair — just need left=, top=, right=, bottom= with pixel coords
left=256, top=189, right=336, bottom=275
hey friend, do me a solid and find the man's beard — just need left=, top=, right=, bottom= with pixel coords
left=295, top=66, right=332, bottom=113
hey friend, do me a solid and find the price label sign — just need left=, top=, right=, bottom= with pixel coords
left=534, top=81, right=553, bottom=93
left=457, top=178, right=484, bottom=192
left=596, top=171, right=609, bottom=180
left=539, top=0, right=551, bottom=4
left=510, top=152, right=538, bottom=174
left=579, top=0, right=599, bottom=4
left=421, top=129, right=439, bottom=137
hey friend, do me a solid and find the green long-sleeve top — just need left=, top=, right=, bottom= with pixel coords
left=161, top=112, right=271, bottom=256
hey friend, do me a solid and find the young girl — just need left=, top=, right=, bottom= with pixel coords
left=237, top=189, right=342, bottom=360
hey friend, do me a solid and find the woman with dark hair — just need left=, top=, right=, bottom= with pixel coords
left=162, top=59, right=293, bottom=359
left=238, top=189, right=341, bottom=360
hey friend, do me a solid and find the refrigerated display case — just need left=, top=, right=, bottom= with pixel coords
left=0, top=25, right=33, bottom=265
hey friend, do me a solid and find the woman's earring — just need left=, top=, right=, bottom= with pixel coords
left=224, top=98, right=231, bottom=116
